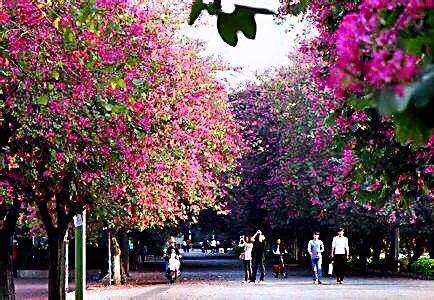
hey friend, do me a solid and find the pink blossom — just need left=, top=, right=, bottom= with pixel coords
left=424, top=165, right=434, bottom=174
left=0, top=12, right=10, bottom=24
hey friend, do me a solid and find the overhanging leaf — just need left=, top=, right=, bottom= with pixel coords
left=411, top=65, right=434, bottom=108
left=393, top=110, right=432, bottom=147
left=216, top=5, right=274, bottom=47
left=376, top=85, right=414, bottom=115
left=188, top=0, right=205, bottom=25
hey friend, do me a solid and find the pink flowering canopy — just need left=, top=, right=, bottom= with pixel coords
left=190, top=0, right=433, bottom=146
left=0, top=0, right=242, bottom=236
left=280, top=0, right=434, bottom=146
left=229, top=56, right=337, bottom=227
left=229, top=49, right=432, bottom=230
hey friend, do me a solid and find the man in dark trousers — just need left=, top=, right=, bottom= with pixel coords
left=331, top=228, right=349, bottom=284
left=250, top=230, right=266, bottom=283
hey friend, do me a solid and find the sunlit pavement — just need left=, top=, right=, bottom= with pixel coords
left=15, top=262, right=434, bottom=299
left=149, top=274, right=434, bottom=300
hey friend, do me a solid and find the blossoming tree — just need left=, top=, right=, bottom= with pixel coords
left=1, top=0, right=241, bottom=298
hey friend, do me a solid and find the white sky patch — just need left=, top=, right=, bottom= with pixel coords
left=181, top=0, right=308, bottom=89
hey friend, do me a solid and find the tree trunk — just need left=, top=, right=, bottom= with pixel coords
left=48, top=233, right=67, bottom=300
left=0, top=230, right=15, bottom=300
left=371, top=232, right=382, bottom=263
left=111, top=236, right=121, bottom=285
left=386, top=228, right=400, bottom=271
left=0, top=194, right=21, bottom=300
left=359, top=237, right=371, bottom=271
left=118, top=230, right=129, bottom=278
left=113, top=254, right=121, bottom=285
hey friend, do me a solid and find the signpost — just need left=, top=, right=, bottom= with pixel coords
left=394, top=227, right=400, bottom=271
left=64, top=232, right=69, bottom=294
left=74, top=211, right=86, bottom=300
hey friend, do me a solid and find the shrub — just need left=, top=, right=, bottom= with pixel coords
left=411, top=258, right=434, bottom=277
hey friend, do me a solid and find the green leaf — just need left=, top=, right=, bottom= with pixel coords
left=126, top=56, right=139, bottom=67
left=51, top=70, right=60, bottom=81
left=401, top=36, right=429, bottom=56
left=393, top=110, right=432, bottom=147
left=112, top=104, right=128, bottom=114
left=103, top=102, right=112, bottom=112
left=63, top=27, right=76, bottom=50
left=348, top=95, right=373, bottom=110
left=36, top=95, right=49, bottom=106
left=216, top=5, right=274, bottom=47
left=286, top=0, right=309, bottom=15
left=411, top=66, right=434, bottom=108
left=376, top=86, right=414, bottom=115
left=109, top=77, right=118, bottom=89
left=324, top=113, right=336, bottom=127
left=188, top=0, right=205, bottom=25
left=117, top=78, right=127, bottom=90
left=132, top=79, right=144, bottom=86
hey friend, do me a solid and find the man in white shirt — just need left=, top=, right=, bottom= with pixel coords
left=307, top=232, right=324, bottom=284
left=331, top=228, right=349, bottom=284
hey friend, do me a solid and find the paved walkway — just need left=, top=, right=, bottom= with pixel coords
left=15, top=262, right=434, bottom=299
left=78, top=271, right=434, bottom=300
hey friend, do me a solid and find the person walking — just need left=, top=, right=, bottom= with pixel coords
left=210, top=237, right=217, bottom=254
left=164, top=237, right=181, bottom=272
left=239, top=235, right=254, bottom=283
left=202, top=239, right=209, bottom=253
left=272, top=238, right=288, bottom=278
left=331, top=228, right=349, bottom=284
left=250, top=230, right=266, bottom=283
left=308, top=231, right=324, bottom=284
left=272, top=238, right=287, bottom=263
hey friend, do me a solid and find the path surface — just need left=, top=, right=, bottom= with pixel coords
left=15, top=258, right=434, bottom=300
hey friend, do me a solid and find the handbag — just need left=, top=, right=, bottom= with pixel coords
left=328, top=262, right=333, bottom=275
left=239, top=252, right=245, bottom=260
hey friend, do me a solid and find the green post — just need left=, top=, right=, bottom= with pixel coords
left=394, top=227, right=400, bottom=272
left=74, top=210, right=86, bottom=300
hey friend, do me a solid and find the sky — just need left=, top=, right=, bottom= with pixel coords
left=181, top=0, right=307, bottom=89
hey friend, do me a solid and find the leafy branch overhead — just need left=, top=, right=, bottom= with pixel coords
left=189, top=0, right=275, bottom=46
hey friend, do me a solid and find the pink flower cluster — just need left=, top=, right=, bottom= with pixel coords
left=329, top=0, right=433, bottom=97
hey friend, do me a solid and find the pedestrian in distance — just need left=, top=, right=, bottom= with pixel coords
left=202, top=239, right=209, bottom=253
left=250, top=230, right=266, bottom=283
left=272, top=238, right=287, bottom=262
left=308, top=231, right=324, bottom=284
left=239, top=235, right=254, bottom=283
left=164, top=237, right=181, bottom=272
left=331, top=228, right=349, bottom=284
left=272, top=238, right=288, bottom=278
left=210, top=238, right=217, bottom=254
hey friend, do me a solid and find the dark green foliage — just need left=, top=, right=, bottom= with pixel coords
left=188, top=0, right=274, bottom=46
left=411, top=257, right=434, bottom=276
